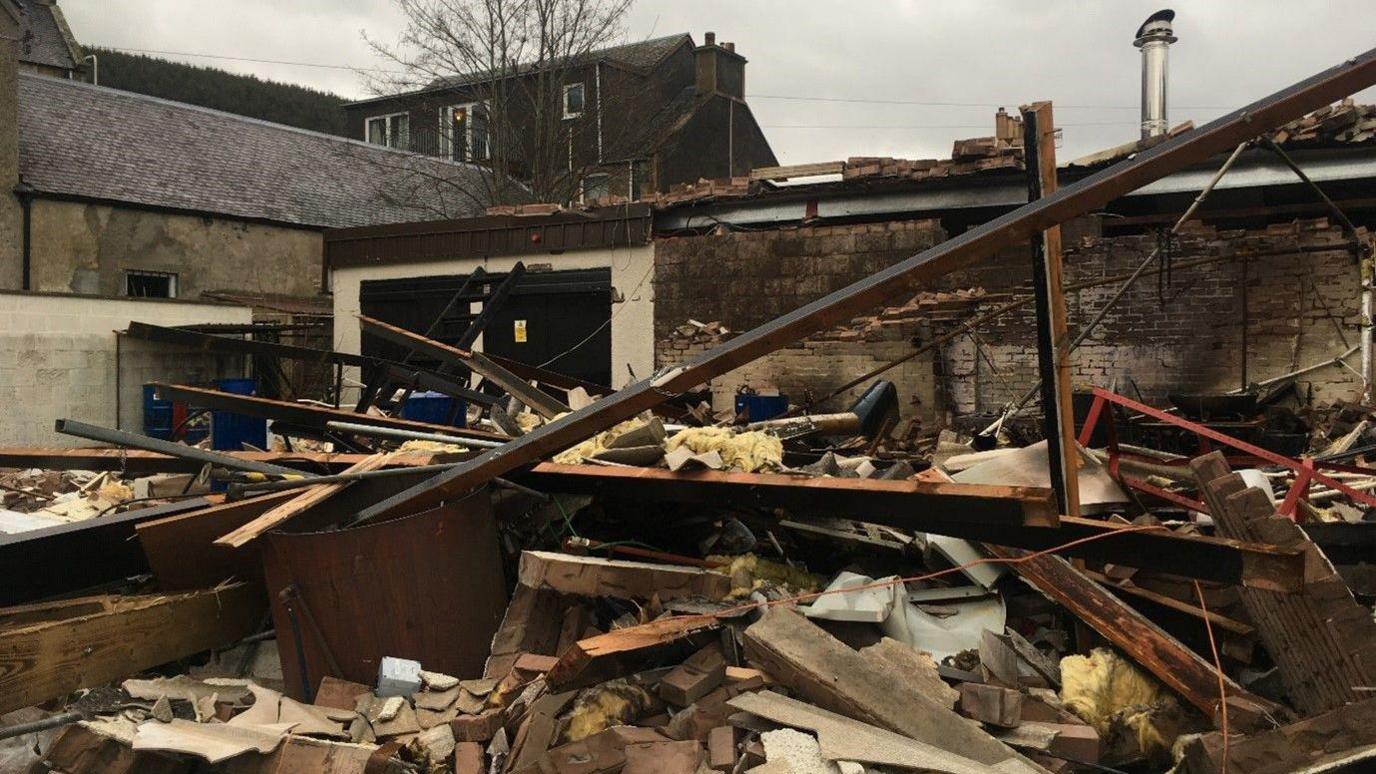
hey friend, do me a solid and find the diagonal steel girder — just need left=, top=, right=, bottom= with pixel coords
left=353, top=46, right=1376, bottom=525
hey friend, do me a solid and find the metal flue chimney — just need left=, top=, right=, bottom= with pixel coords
left=1134, top=9, right=1177, bottom=139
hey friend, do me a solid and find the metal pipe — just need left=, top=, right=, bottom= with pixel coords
left=1261, top=137, right=1373, bottom=400
left=1134, top=10, right=1177, bottom=139
left=229, top=464, right=545, bottom=502
left=979, top=140, right=1251, bottom=435
left=227, top=462, right=459, bottom=498
left=54, top=419, right=306, bottom=477
left=325, top=420, right=507, bottom=449
left=1233, top=343, right=1360, bottom=391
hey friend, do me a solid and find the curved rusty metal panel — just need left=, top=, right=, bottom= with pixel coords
left=262, top=488, right=506, bottom=700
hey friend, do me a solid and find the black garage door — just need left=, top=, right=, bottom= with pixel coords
left=359, top=268, right=612, bottom=386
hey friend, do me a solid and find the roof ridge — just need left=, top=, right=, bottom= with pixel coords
left=17, top=72, right=486, bottom=173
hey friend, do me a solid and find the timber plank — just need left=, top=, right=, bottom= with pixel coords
left=215, top=455, right=390, bottom=548
left=741, top=607, right=1044, bottom=773
left=0, top=583, right=264, bottom=714
left=984, top=544, right=1281, bottom=730
left=517, top=550, right=731, bottom=601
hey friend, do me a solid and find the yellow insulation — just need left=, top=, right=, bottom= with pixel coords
left=709, top=553, right=821, bottom=598
left=551, top=418, right=647, bottom=464
left=1059, top=647, right=1193, bottom=764
left=665, top=427, right=783, bottom=473
left=562, top=679, right=656, bottom=742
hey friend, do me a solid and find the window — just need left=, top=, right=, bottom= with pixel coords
left=365, top=113, right=410, bottom=150
left=562, top=83, right=585, bottom=119
left=126, top=270, right=177, bottom=298
left=441, top=102, right=491, bottom=162
left=581, top=173, right=610, bottom=203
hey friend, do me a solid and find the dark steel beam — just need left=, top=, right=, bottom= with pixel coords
left=0, top=498, right=211, bottom=605
left=54, top=419, right=304, bottom=477
left=359, top=316, right=570, bottom=418
left=124, top=322, right=494, bottom=406
left=0, top=448, right=443, bottom=475
left=150, top=383, right=505, bottom=443
left=354, top=46, right=1376, bottom=524
left=456, top=262, right=524, bottom=350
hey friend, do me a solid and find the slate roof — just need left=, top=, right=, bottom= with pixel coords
left=607, top=85, right=702, bottom=160
left=18, top=74, right=496, bottom=229
left=348, top=33, right=692, bottom=107
left=13, top=0, right=81, bottom=71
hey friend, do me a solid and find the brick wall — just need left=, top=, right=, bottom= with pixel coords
left=654, top=217, right=1364, bottom=431
left=0, top=292, right=252, bottom=446
left=956, top=219, right=1362, bottom=412
left=652, top=219, right=946, bottom=340
left=659, top=318, right=941, bottom=430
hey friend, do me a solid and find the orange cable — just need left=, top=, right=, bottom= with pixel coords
left=1195, top=579, right=1230, bottom=774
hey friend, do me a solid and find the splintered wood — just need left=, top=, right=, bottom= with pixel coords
left=215, top=454, right=391, bottom=548
left=1192, top=451, right=1376, bottom=716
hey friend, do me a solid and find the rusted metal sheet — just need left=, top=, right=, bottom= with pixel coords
left=261, top=489, right=506, bottom=700
left=352, top=46, right=1376, bottom=525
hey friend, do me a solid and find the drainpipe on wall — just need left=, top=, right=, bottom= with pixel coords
left=728, top=99, right=735, bottom=176
left=17, top=183, right=33, bottom=290
left=595, top=62, right=603, bottom=164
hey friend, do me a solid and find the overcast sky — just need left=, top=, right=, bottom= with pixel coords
left=61, top=1, right=1376, bottom=163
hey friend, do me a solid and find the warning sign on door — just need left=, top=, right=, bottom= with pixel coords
left=514, top=320, right=528, bottom=343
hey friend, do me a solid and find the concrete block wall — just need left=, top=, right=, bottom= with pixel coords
left=652, top=219, right=946, bottom=340
left=0, top=292, right=252, bottom=446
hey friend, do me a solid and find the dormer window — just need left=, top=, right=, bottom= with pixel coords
left=562, top=83, right=585, bottom=119
left=365, top=113, right=410, bottom=150
left=442, top=102, right=491, bottom=162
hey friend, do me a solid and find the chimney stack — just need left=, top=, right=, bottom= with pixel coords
left=694, top=32, right=747, bottom=99
left=1134, top=9, right=1177, bottom=139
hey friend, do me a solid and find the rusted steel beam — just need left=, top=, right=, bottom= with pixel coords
left=354, top=47, right=1376, bottom=524
left=1022, top=101, right=1080, bottom=516
left=518, top=463, right=1304, bottom=591
left=524, top=462, right=1058, bottom=527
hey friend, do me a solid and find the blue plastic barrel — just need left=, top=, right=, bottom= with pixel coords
left=400, top=391, right=468, bottom=427
left=735, top=393, right=788, bottom=422
left=211, top=378, right=268, bottom=451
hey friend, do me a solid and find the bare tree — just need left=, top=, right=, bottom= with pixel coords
left=364, top=0, right=634, bottom=206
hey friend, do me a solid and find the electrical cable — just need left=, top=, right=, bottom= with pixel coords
left=1195, top=580, right=1230, bottom=773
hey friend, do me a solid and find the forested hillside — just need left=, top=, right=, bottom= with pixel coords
left=89, top=48, right=354, bottom=137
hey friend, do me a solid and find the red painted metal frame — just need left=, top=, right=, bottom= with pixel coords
left=1078, top=387, right=1376, bottom=516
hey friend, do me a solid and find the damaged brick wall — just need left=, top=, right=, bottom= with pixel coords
left=652, top=219, right=946, bottom=341
left=655, top=217, right=1362, bottom=428
left=956, top=218, right=1362, bottom=412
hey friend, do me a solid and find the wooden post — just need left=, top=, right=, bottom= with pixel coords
left=1021, top=102, right=1080, bottom=517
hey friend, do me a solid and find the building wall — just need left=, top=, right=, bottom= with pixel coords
left=654, top=95, right=777, bottom=189
left=0, top=13, right=22, bottom=291
left=659, top=321, right=940, bottom=429
left=653, top=217, right=1363, bottom=432
left=26, top=199, right=323, bottom=299
left=956, top=219, right=1363, bottom=413
left=331, top=243, right=656, bottom=398
left=0, top=291, right=252, bottom=446
left=652, top=219, right=947, bottom=340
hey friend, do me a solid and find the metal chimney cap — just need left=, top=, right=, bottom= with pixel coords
left=1134, top=9, right=1177, bottom=46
